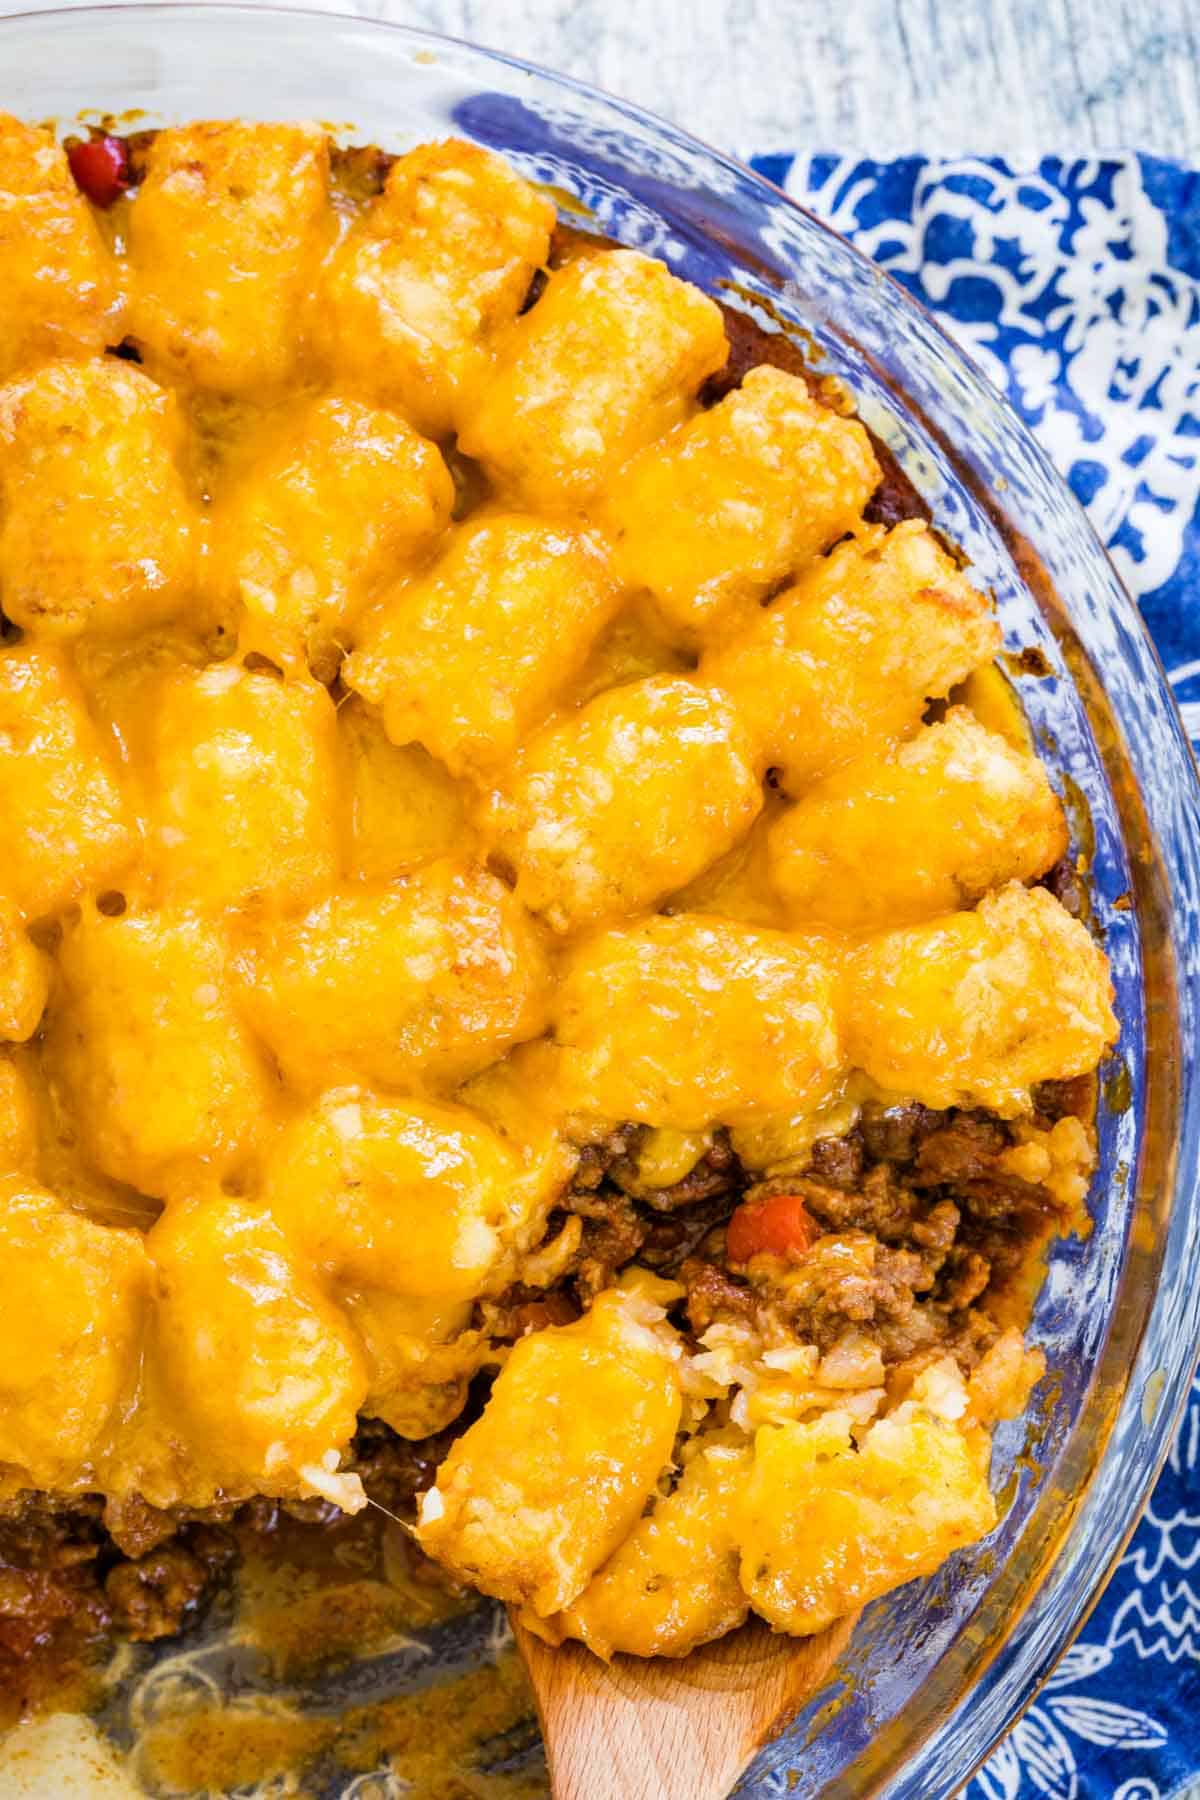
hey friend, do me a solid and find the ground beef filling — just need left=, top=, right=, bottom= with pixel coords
left=0, top=1090, right=1083, bottom=1688
left=671, top=1103, right=1072, bottom=1361
left=486, top=1094, right=1081, bottom=1367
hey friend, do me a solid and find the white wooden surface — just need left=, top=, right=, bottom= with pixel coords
left=2, top=0, right=1198, bottom=158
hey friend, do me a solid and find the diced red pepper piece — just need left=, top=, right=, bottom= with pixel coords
left=726, top=1192, right=819, bottom=1265
left=67, top=135, right=131, bottom=209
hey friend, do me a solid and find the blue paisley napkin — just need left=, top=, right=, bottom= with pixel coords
left=746, top=151, right=1200, bottom=1800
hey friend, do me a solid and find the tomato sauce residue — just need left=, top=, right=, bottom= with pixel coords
left=66, top=134, right=131, bottom=208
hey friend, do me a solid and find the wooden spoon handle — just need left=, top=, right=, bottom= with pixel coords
left=512, top=1613, right=859, bottom=1800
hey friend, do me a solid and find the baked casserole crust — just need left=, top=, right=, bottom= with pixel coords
left=0, top=116, right=1117, bottom=1683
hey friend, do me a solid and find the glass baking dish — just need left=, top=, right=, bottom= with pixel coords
left=1, top=8, right=1198, bottom=1795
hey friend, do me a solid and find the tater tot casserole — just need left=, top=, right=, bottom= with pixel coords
left=0, top=115, right=1117, bottom=1693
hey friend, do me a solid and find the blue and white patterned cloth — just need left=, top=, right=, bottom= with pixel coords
left=745, top=151, right=1200, bottom=1800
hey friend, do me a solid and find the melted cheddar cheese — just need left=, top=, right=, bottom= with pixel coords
left=0, top=117, right=1118, bottom=1665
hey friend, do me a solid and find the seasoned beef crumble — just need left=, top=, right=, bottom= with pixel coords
left=498, top=1103, right=1074, bottom=1365
left=0, top=1421, right=461, bottom=1699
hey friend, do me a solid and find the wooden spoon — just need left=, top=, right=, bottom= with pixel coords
left=511, top=1612, right=859, bottom=1800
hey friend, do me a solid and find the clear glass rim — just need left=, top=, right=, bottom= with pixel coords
left=3, top=8, right=1199, bottom=1793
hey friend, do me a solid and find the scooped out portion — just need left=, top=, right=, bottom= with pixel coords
left=414, top=1279, right=1028, bottom=1657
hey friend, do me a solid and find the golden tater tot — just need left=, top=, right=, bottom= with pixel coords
left=552, top=915, right=842, bottom=1128
left=213, top=395, right=453, bottom=676
left=703, top=520, right=1002, bottom=790
left=320, top=140, right=555, bottom=437
left=485, top=676, right=762, bottom=933
left=126, top=122, right=331, bottom=395
left=600, top=367, right=880, bottom=639
left=0, top=1056, right=36, bottom=1173
left=344, top=514, right=622, bottom=776
left=843, top=882, right=1118, bottom=1114
left=0, top=1176, right=146, bottom=1488
left=737, top=1387, right=996, bottom=1636
left=339, top=697, right=469, bottom=881
left=0, top=359, right=197, bottom=640
left=233, top=859, right=550, bottom=1095
left=146, top=662, right=339, bottom=910
left=544, top=1435, right=752, bottom=1659
left=0, top=645, right=136, bottom=919
left=149, top=1197, right=366, bottom=1507
left=417, top=1284, right=682, bottom=1613
left=0, top=114, right=122, bottom=379
left=263, top=1089, right=520, bottom=1305
left=768, top=708, right=1068, bottom=930
left=0, top=898, right=50, bottom=1042
left=459, top=249, right=728, bottom=507
left=966, top=1326, right=1048, bottom=1427
left=47, top=905, right=275, bottom=1196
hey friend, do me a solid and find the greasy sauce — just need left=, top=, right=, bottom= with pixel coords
left=135, top=1511, right=543, bottom=1798
left=138, top=1650, right=544, bottom=1800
